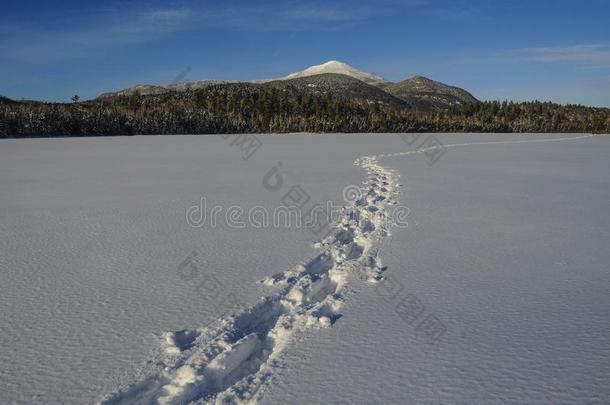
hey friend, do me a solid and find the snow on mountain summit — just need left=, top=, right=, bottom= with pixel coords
left=281, top=60, right=389, bottom=87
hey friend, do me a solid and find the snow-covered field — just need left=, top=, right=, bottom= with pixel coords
left=1, top=133, right=609, bottom=404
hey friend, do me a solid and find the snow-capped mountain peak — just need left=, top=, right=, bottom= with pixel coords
left=281, top=60, right=389, bottom=87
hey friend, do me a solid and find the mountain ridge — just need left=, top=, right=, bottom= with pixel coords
left=97, top=60, right=477, bottom=111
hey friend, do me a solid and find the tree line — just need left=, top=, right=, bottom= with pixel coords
left=1, top=85, right=609, bottom=137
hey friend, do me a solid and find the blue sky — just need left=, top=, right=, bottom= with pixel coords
left=1, top=0, right=609, bottom=106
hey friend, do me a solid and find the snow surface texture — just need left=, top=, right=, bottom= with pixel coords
left=1, top=134, right=609, bottom=404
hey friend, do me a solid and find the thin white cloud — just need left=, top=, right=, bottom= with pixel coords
left=280, top=6, right=354, bottom=22
left=0, top=0, right=429, bottom=64
left=0, top=7, right=191, bottom=64
left=189, top=0, right=429, bottom=30
left=519, top=44, right=610, bottom=66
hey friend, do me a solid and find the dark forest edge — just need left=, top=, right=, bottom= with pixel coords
left=1, top=85, right=609, bottom=137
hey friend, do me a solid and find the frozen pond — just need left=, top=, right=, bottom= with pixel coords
left=1, top=133, right=609, bottom=404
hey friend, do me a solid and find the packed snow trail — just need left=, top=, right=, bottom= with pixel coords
left=101, top=155, right=398, bottom=404
left=100, top=134, right=596, bottom=405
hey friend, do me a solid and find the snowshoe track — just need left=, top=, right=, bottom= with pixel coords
left=101, top=155, right=399, bottom=404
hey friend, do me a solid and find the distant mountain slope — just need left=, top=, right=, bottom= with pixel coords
left=98, top=84, right=168, bottom=98
left=280, top=60, right=390, bottom=87
left=0, top=95, right=16, bottom=104
left=98, top=81, right=236, bottom=99
left=263, top=73, right=409, bottom=108
left=386, top=76, right=478, bottom=110
left=165, top=80, right=238, bottom=92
